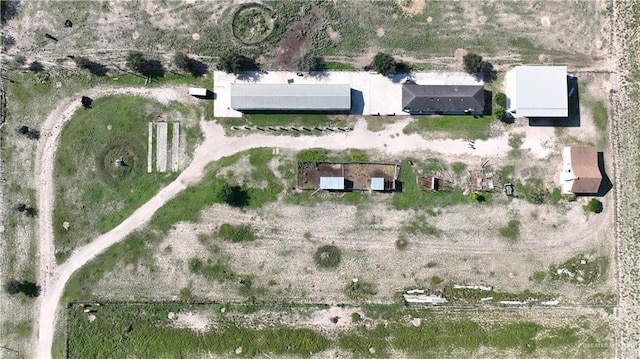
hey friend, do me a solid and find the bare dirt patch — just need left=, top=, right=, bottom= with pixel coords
left=396, top=0, right=426, bottom=16
left=273, top=5, right=324, bottom=69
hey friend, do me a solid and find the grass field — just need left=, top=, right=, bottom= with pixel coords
left=65, top=303, right=613, bottom=358
left=403, top=116, right=493, bottom=140
left=52, top=96, right=186, bottom=263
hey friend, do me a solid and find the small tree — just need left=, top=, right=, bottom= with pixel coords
left=294, top=50, right=323, bottom=72
left=173, top=52, right=191, bottom=72
left=495, top=92, right=507, bottom=108
left=74, top=56, right=92, bottom=69
left=584, top=198, right=603, bottom=213
left=463, top=52, right=484, bottom=74
left=126, top=51, right=147, bottom=73
left=371, top=52, right=396, bottom=76
left=218, top=50, right=245, bottom=75
left=493, top=106, right=506, bottom=121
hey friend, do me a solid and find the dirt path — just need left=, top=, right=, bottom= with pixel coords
left=34, top=94, right=596, bottom=358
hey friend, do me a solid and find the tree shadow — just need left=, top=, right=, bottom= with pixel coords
left=4, top=279, right=40, bottom=297
left=237, top=71, right=263, bottom=82
left=227, top=186, right=250, bottom=208
left=481, top=62, right=498, bottom=83
left=528, top=76, right=580, bottom=127
left=187, top=58, right=209, bottom=77
left=1, top=0, right=20, bottom=24
left=595, top=151, right=613, bottom=197
left=141, top=60, right=165, bottom=79
left=87, top=61, right=108, bottom=76
left=81, top=96, right=93, bottom=108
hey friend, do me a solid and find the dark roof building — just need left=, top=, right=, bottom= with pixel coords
left=230, top=84, right=351, bottom=112
left=402, top=84, right=485, bottom=115
left=561, top=146, right=602, bottom=194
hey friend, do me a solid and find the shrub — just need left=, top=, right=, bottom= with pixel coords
left=345, top=279, right=377, bottom=299
left=494, top=92, right=507, bottom=108
left=499, top=220, right=520, bottom=241
left=463, top=52, right=484, bottom=74
left=219, top=50, right=251, bottom=75
left=351, top=312, right=361, bottom=322
left=173, top=52, right=191, bottom=72
left=584, top=198, right=603, bottom=213
left=371, top=52, right=396, bottom=76
left=218, top=223, right=255, bottom=242
left=430, top=276, right=443, bottom=286
left=295, top=50, right=323, bottom=72
left=493, top=106, right=506, bottom=121
left=532, top=271, right=546, bottom=283
left=313, top=245, right=341, bottom=269
left=566, top=195, right=577, bottom=202
left=395, top=237, right=409, bottom=250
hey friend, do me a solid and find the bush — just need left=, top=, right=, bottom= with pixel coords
left=4, top=279, right=40, bottom=297
left=218, top=223, right=255, bottom=242
left=219, top=50, right=253, bottom=75
left=499, top=220, right=520, bottom=241
left=430, top=276, right=443, bottom=286
left=351, top=312, right=361, bottom=322
left=371, top=52, right=396, bottom=76
left=584, top=198, right=603, bottom=213
left=395, top=237, right=409, bottom=250
left=495, top=92, right=507, bottom=108
left=344, top=279, right=377, bottom=299
left=313, top=245, right=341, bottom=269
left=126, top=51, right=147, bottom=72
left=493, top=106, right=506, bottom=121
left=566, top=195, right=577, bottom=202
left=74, top=56, right=92, bottom=69
left=463, top=53, right=484, bottom=74
left=173, top=52, right=191, bottom=72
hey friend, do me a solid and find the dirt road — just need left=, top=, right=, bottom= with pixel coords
left=33, top=93, right=592, bottom=358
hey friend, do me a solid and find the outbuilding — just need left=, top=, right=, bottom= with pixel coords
left=505, top=66, right=568, bottom=117
left=230, top=84, right=351, bottom=112
left=402, top=84, right=485, bottom=115
left=560, top=146, right=602, bottom=194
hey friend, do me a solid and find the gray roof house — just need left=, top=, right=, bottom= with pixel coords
left=230, top=84, right=351, bottom=112
left=402, top=84, right=485, bottom=115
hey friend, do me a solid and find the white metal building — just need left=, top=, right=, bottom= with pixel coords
left=319, top=177, right=345, bottom=190
left=505, top=66, right=568, bottom=117
left=230, top=84, right=351, bottom=112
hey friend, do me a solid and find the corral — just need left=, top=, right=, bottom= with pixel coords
left=297, top=161, right=400, bottom=191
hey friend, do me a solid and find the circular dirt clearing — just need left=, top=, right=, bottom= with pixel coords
left=231, top=3, right=274, bottom=45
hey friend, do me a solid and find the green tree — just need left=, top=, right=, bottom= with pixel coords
left=584, top=198, right=603, bottom=213
left=371, top=52, right=396, bottom=76
left=74, top=56, right=91, bottom=69
left=218, top=50, right=245, bottom=75
left=173, top=52, right=191, bottom=72
left=126, top=51, right=147, bottom=73
left=493, top=106, right=506, bottom=121
left=463, top=52, right=484, bottom=74
left=294, top=50, right=323, bottom=72
left=495, top=92, right=507, bottom=108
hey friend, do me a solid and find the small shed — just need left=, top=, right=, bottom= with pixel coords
left=189, top=88, right=207, bottom=97
left=319, top=177, right=345, bottom=190
left=370, top=178, right=385, bottom=191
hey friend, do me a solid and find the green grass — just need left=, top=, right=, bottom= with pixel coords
left=313, top=245, right=342, bottom=269
left=321, top=61, right=358, bottom=71
left=53, top=95, right=194, bottom=262
left=221, top=113, right=351, bottom=136
left=403, top=116, right=492, bottom=140
left=532, top=271, right=547, bottom=283
left=591, top=101, right=608, bottom=132
left=67, top=303, right=330, bottom=358
left=2, top=320, right=33, bottom=339
left=217, top=223, right=256, bottom=242
left=499, top=220, right=520, bottom=241
left=392, top=159, right=468, bottom=210
left=549, top=255, right=609, bottom=285
left=401, top=215, right=440, bottom=237
left=297, top=148, right=330, bottom=162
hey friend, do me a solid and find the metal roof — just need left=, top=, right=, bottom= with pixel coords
left=401, top=84, right=485, bottom=113
left=569, top=146, right=602, bottom=193
left=505, top=66, right=568, bottom=117
left=371, top=177, right=385, bottom=191
left=319, top=177, right=345, bottom=190
left=230, top=84, right=351, bottom=111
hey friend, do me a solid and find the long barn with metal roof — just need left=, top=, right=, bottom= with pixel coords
left=230, top=84, right=351, bottom=112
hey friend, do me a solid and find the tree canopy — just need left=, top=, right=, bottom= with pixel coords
left=294, top=50, right=323, bottom=72
left=218, top=50, right=247, bottom=75
left=463, top=53, right=484, bottom=74
left=371, top=52, right=396, bottom=76
left=173, top=52, right=191, bottom=72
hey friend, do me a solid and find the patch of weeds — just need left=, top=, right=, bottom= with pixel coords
left=188, top=257, right=236, bottom=282
left=351, top=312, right=361, bottom=322
left=451, top=162, right=467, bottom=176
left=341, top=148, right=369, bottom=162
left=549, top=255, right=608, bottom=285
left=345, top=279, right=377, bottom=300
left=338, top=324, right=389, bottom=357
left=400, top=215, right=440, bottom=237
left=531, top=271, right=547, bottom=283
left=303, top=231, right=312, bottom=240
left=425, top=261, right=437, bottom=268
left=430, top=276, right=443, bottom=286
left=218, top=223, right=256, bottom=242
left=395, top=236, right=409, bottom=250
left=507, top=132, right=525, bottom=159
left=499, top=220, right=520, bottom=241
left=313, top=245, right=341, bottom=269
left=402, top=116, right=492, bottom=140
left=297, top=148, right=330, bottom=162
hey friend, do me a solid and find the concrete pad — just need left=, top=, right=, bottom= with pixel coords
left=172, top=122, right=180, bottom=172
left=147, top=122, right=153, bottom=173
left=213, top=70, right=482, bottom=118
left=156, top=122, right=168, bottom=173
